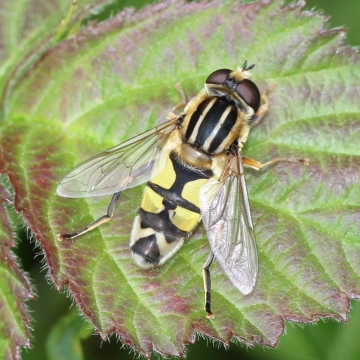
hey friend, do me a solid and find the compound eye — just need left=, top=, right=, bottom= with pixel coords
left=205, top=69, right=232, bottom=85
left=236, top=79, right=261, bottom=112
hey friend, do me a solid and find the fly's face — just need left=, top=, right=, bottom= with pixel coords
left=57, top=61, right=308, bottom=318
left=205, top=67, right=261, bottom=117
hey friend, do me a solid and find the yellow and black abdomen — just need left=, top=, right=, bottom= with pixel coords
left=130, top=151, right=212, bottom=268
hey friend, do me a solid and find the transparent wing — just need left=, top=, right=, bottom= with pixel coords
left=57, top=119, right=177, bottom=198
left=199, top=153, right=258, bottom=295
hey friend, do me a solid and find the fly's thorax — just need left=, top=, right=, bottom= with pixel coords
left=181, top=93, right=250, bottom=156
left=161, top=108, right=213, bottom=169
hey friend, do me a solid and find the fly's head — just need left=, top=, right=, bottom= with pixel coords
left=204, top=61, right=261, bottom=118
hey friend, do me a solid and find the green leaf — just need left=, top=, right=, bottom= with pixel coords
left=0, top=0, right=359, bottom=357
left=0, top=176, right=33, bottom=359
left=45, top=310, right=92, bottom=360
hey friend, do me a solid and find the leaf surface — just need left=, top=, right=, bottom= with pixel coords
left=0, top=0, right=359, bottom=357
left=0, top=178, right=33, bottom=359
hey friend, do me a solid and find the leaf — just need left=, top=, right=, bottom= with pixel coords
left=0, top=177, right=33, bottom=359
left=0, top=0, right=120, bottom=120
left=0, top=0, right=124, bottom=356
left=45, top=309, right=93, bottom=360
left=0, top=0, right=359, bottom=357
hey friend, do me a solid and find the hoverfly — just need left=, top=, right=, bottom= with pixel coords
left=57, top=61, right=308, bottom=318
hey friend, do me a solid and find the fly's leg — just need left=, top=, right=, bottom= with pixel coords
left=249, top=84, right=275, bottom=127
left=58, top=192, right=121, bottom=241
left=167, top=82, right=187, bottom=120
left=203, top=251, right=216, bottom=319
left=243, top=156, right=309, bottom=170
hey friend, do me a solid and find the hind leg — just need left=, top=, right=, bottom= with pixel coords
left=58, top=192, right=121, bottom=241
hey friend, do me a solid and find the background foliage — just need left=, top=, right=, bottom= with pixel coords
left=0, top=0, right=358, bottom=359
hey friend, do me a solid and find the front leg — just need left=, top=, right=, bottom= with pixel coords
left=249, top=84, right=275, bottom=127
left=167, top=82, right=187, bottom=120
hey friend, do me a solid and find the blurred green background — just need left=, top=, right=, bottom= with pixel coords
left=16, top=0, right=359, bottom=359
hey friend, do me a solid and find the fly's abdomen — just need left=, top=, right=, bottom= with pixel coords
left=130, top=151, right=212, bottom=268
